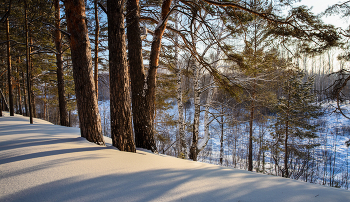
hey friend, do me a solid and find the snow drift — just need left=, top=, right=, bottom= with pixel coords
left=1, top=112, right=349, bottom=202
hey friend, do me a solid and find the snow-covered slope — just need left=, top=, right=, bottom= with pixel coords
left=1, top=112, right=349, bottom=202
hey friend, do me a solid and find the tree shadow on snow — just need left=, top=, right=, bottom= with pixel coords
left=1, top=167, right=347, bottom=202
left=1, top=114, right=349, bottom=202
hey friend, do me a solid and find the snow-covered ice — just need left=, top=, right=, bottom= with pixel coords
left=1, top=111, right=350, bottom=202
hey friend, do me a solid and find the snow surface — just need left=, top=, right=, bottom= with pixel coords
left=1, top=112, right=350, bottom=202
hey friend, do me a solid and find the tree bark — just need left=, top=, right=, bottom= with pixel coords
left=248, top=84, right=256, bottom=171
left=24, top=0, right=33, bottom=124
left=0, top=87, right=2, bottom=116
left=189, top=65, right=200, bottom=161
left=16, top=64, right=23, bottom=115
left=30, top=54, right=36, bottom=118
left=0, top=88, right=9, bottom=111
left=64, top=0, right=104, bottom=145
left=198, top=82, right=214, bottom=153
left=54, top=0, right=69, bottom=126
left=197, top=44, right=220, bottom=154
left=44, top=82, right=47, bottom=120
left=6, top=8, right=14, bottom=116
left=284, top=89, right=290, bottom=178
left=176, top=67, right=187, bottom=158
left=146, top=0, right=172, bottom=121
left=126, top=0, right=172, bottom=152
left=108, top=0, right=136, bottom=152
left=174, top=3, right=187, bottom=158
left=94, top=0, right=99, bottom=99
left=249, top=18, right=258, bottom=171
left=220, top=106, right=224, bottom=165
left=285, top=119, right=289, bottom=177
left=126, top=0, right=157, bottom=152
left=22, top=71, right=28, bottom=116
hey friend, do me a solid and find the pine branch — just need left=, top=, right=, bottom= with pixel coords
left=98, top=2, right=107, bottom=14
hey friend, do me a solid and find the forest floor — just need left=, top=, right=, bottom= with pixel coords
left=1, top=112, right=350, bottom=202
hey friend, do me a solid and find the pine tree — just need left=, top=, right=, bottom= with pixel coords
left=54, top=0, right=69, bottom=126
left=107, top=0, right=135, bottom=152
left=64, top=0, right=104, bottom=145
left=5, top=2, right=14, bottom=116
left=273, top=70, right=322, bottom=178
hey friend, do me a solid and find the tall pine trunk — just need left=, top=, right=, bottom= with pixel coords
left=248, top=83, right=256, bottom=171
left=54, top=0, right=69, bottom=126
left=108, top=0, right=136, bottom=152
left=16, top=63, right=23, bottom=115
left=43, top=82, right=47, bottom=120
left=219, top=106, right=224, bottom=165
left=24, top=0, right=33, bottom=124
left=249, top=19, right=258, bottom=171
left=30, top=59, right=36, bottom=118
left=126, top=0, right=170, bottom=152
left=284, top=89, right=290, bottom=178
left=64, top=0, right=104, bottom=145
left=0, top=88, right=9, bottom=111
left=29, top=37, right=36, bottom=118
left=144, top=0, right=172, bottom=152
left=21, top=71, right=28, bottom=116
left=126, top=0, right=172, bottom=152
left=0, top=87, right=2, bottom=116
left=126, top=0, right=150, bottom=151
left=6, top=7, right=14, bottom=116
left=146, top=0, right=172, bottom=121
left=94, top=0, right=99, bottom=99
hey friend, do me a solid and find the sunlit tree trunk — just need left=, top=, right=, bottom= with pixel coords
left=54, top=0, right=69, bottom=126
left=29, top=37, right=36, bottom=118
left=6, top=7, right=14, bottom=116
left=24, top=0, right=33, bottom=124
left=146, top=0, right=172, bottom=124
left=94, top=0, right=99, bottom=99
left=64, top=0, right=104, bottom=145
left=108, top=0, right=136, bottom=152
left=126, top=0, right=152, bottom=151
left=21, top=71, right=28, bottom=116
left=127, top=0, right=172, bottom=152
left=44, top=82, right=47, bottom=120
left=143, top=0, right=173, bottom=152
left=16, top=63, right=23, bottom=115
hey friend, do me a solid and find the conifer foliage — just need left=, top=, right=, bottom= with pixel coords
left=2, top=2, right=350, bottom=187
left=273, top=70, right=322, bottom=178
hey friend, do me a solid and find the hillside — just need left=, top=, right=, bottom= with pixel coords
left=1, top=112, right=349, bottom=202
